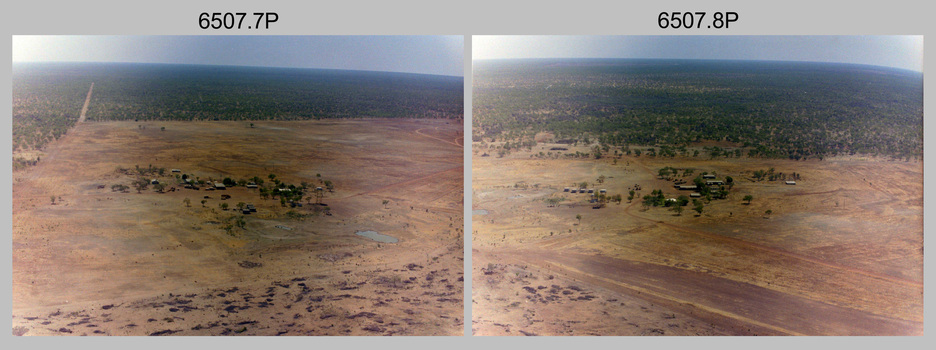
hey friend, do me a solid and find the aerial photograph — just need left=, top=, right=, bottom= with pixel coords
left=471, top=36, right=923, bottom=336
left=11, top=35, right=465, bottom=336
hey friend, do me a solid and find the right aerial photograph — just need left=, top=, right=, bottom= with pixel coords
left=470, top=35, right=923, bottom=336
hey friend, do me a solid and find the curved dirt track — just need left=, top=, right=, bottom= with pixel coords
left=415, top=126, right=463, bottom=148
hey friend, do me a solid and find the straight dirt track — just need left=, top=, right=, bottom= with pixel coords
left=78, top=82, right=93, bottom=123
left=501, top=250, right=921, bottom=336
left=471, top=145, right=922, bottom=336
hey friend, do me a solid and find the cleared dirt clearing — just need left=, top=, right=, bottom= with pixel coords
left=13, top=119, right=464, bottom=336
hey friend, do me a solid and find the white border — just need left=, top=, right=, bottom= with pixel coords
left=4, top=0, right=932, bottom=348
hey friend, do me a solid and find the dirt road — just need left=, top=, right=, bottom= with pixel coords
left=493, top=249, right=921, bottom=335
left=79, top=82, right=93, bottom=123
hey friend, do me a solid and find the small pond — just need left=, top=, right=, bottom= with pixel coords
left=355, top=230, right=399, bottom=243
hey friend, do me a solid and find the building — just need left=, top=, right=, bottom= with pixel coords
left=214, top=182, right=226, bottom=189
left=702, top=174, right=716, bottom=179
left=690, top=192, right=701, bottom=198
left=786, top=181, right=796, bottom=185
left=706, top=180, right=724, bottom=186
left=678, top=185, right=698, bottom=190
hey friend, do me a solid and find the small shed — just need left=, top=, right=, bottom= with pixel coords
left=151, top=179, right=159, bottom=185
left=690, top=192, right=701, bottom=198
left=171, top=169, right=181, bottom=173
left=785, top=181, right=796, bottom=185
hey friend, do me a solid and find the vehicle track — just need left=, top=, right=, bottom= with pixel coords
left=414, top=127, right=462, bottom=148
left=79, top=82, right=93, bottom=123
left=619, top=200, right=922, bottom=287
left=498, top=249, right=921, bottom=335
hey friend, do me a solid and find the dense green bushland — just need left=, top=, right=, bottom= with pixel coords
left=474, top=59, right=922, bottom=160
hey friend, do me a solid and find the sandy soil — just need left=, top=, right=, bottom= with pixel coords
left=471, top=143, right=922, bottom=336
left=12, top=119, right=464, bottom=336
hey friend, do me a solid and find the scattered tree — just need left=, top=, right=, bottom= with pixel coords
left=693, top=202, right=704, bottom=216
left=743, top=195, right=754, bottom=205
left=133, top=178, right=149, bottom=193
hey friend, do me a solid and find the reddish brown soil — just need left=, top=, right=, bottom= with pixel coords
left=471, top=143, right=922, bottom=336
left=12, top=119, right=464, bottom=336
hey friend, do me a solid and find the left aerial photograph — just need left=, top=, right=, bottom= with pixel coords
left=11, top=35, right=465, bottom=336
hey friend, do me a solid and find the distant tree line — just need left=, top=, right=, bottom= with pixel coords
left=12, top=62, right=464, bottom=169
left=12, top=65, right=89, bottom=152
left=474, top=59, right=923, bottom=160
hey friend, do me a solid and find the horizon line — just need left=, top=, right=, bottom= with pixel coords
left=471, top=57, right=923, bottom=74
left=12, top=60, right=466, bottom=79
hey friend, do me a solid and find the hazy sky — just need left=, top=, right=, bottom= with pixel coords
left=474, top=36, right=924, bottom=72
left=12, top=36, right=465, bottom=76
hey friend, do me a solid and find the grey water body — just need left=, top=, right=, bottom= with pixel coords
left=355, top=230, right=399, bottom=243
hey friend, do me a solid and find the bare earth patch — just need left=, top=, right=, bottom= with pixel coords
left=12, top=119, right=464, bottom=336
left=471, top=143, right=922, bottom=336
